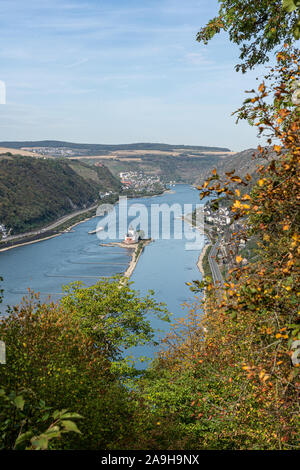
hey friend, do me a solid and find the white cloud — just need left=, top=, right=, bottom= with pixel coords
left=185, top=52, right=213, bottom=66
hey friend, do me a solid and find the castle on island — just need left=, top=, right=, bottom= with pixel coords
left=124, top=226, right=139, bottom=245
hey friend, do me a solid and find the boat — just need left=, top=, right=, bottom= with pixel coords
left=88, top=226, right=104, bottom=234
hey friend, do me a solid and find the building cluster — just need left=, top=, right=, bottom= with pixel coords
left=218, top=226, right=247, bottom=264
left=22, top=147, right=77, bottom=157
left=119, top=171, right=164, bottom=193
left=204, top=205, right=231, bottom=231
left=204, top=204, right=248, bottom=268
left=0, top=224, right=8, bottom=239
left=99, top=190, right=118, bottom=199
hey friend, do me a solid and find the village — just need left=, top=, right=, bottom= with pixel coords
left=119, top=171, right=166, bottom=193
left=22, top=146, right=78, bottom=157
left=203, top=203, right=249, bottom=273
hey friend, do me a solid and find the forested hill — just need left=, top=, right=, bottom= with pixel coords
left=0, top=156, right=120, bottom=234
left=0, top=140, right=230, bottom=153
left=195, top=148, right=278, bottom=186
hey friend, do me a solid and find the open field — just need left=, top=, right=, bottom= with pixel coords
left=70, top=155, right=142, bottom=162
left=69, top=149, right=236, bottom=160
left=0, top=147, right=46, bottom=158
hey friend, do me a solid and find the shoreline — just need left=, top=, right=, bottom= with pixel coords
left=182, top=213, right=208, bottom=277
left=197, top=243, right=211, bottom=276
left=0, top=233, right=63, bottom=253
left=124, top=240, right=152, bottom=278
left=0, top=188, right=170, bottom=253
left=0, top=212, right=98, bottom=253
left=99, top=239, right=153, bottom=279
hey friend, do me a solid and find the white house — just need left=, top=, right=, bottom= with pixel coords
left=124, top=226, right=139, bottom=244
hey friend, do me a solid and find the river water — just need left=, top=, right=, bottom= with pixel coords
left=0, top=184, right=205, bottom=364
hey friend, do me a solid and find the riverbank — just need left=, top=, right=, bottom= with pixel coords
left=99, top=239, right=153, bottom=279
left=0, top=187, right=171, bottom=253
left=182, top=213, right=209, bottom=278
left=0, top=209, right=98, bottom=253
left=197, top=242, right=211, bottom=276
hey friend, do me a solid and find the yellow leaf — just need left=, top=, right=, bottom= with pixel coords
left=258, top=179, right=264, bottom=187
left=236, top=255, right=242, bottom=263
left=232, top=200, right=242, bottom=209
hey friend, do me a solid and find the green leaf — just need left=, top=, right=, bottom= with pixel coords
left=31, top=436, right=49, bottom=450
left=52, top=409, right=67, bottom=420
left=61, top=420, right=81, bottom=434
left=293, top=24, right=300, bottom=39
left=14, top=396, right=25, bottom=410
left=282, top=0, right=298, bottom=12
left=14, top=431, right=34, bottom=450
left=59, top=412, right=83, bottom=420
left=41, top=412, right=50, bottom=422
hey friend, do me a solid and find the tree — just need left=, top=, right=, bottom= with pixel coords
left=127, top=47, right=300, bottom=451
left=60, top=276, right=170, bottom=369
left=0, top=279, right=169, bottom=449
left=197, top=0, right=300, bottom=72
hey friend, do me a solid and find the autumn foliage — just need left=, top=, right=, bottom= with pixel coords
left=132, top=49, right=299, bottom=450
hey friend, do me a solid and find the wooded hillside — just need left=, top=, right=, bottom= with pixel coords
left=0, top=156, right=120, bottom=234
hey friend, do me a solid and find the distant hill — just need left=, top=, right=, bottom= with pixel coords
left=0, top=156, right=120, bottom=234
left=195, top=148, right=274, bottom=185
left=0, top=140, right=231, bottom=154
left=0, top=140, right=234, bottom=185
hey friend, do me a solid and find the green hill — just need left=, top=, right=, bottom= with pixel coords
left=0, top=156, right=120, bottom=234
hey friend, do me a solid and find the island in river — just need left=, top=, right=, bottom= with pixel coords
left=0, top=185, right=206, bottom=364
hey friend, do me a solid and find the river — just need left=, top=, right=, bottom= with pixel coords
left=0, top=184, right=205, bottom=365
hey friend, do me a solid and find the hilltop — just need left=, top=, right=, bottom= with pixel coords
left=0, top=140, right=231, bottom=153
left=0, top=140, right=234, bottom=184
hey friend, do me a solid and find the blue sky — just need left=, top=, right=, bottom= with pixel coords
left=0, top=0, right=269, bottom=150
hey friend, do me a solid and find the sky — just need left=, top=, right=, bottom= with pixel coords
left=0, top=0, right=270, bottom=150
